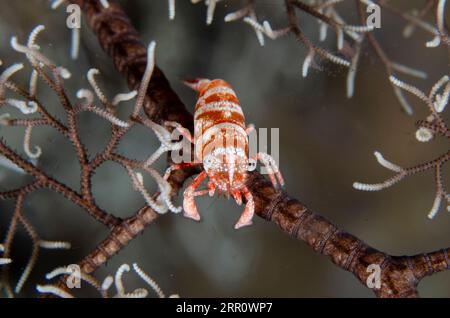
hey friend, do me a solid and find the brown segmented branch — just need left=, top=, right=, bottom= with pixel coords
left=69, top=0, right=193, bottom=131
left=0, top=139, right=120, bottom=228
left=43, top=0, right=450, bottom=297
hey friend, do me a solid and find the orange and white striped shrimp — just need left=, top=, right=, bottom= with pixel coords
left=167, top=78, right=284, bottom=229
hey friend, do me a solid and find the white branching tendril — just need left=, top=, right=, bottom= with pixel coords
left=111, top=264, right=146, bottom=298
left=373, top=151, right=403, bottom=172
left=50, top=0, right=65, bottom=10
left=11, top=32, right=72, bottom=80
left=24, top=126, right=42, bottom=159
left=430, top=75, right=449, bottom=99
left=436, top=0, right=447, bottom=38
left=80, top=68, right=139, bottom=125
left=327, top=6, right=360, bottom=41
left=400, top=6, right=440, bottom=43
left=223, top=1, right=290, bottom=47
left=2, top=25, right=181, bottom=296
left=416, top=127, right=434, bottom=142
left=302, top=50, right=315, bottom=78
left=224, top=5, right=250, bottom=22
left=263, top=21, right=291, bottom=40
left=87, top=69, right=109, bottom=105
left=0, top=64, right=38, bottom=114
left=336, top=27, right=344, bottom=50
left=112, top=90, right=137, bottom=106
left=121, top=43, right=186, bottom=217
left=36, top=285, right=75, bottom=298
left=403, top=12, right=418, bottom=38
left=242, top=17, right=290, bottom=46
left=347, top=41, right=361, bottom=98
left=115, top=264, right=130, bottom=297
left=100, top=0, right=110, bottom=9
left=168, top=0, right=176, bottom=20
left=132, top=263, right=165, bottom=298
left=78, top=103, right=130, bottom=127
left=29, top=70, right=38, bottom=98
left=319, top=20, right=328, bottom=42
left=39, top=240, right=71, bottom=249
left=13, top=228, right=71, bottom=294
left=0, top=258, right=12, bottom=265
left=248, top=9, right=264, bottom=46
left=321, top=50, right=350, bottom=67
left=38, top=268, right=104, bottom=298
left=27, top=25, right=45, bottom=49
left=107, top=263, right=168, bottom=298
left=0, top=113, right=10, bottom=125
left=393, top=86, right=414, bottom=115
left=133, top=41, right=156, bottom=117
left=391, top=62, right=427, bottom=80
left=224, top=3, right=268, bottom=45
left=426, top=35, right=442, bottom=48
left=5, top=99, right=38, bottom=115
left=140, top=118, right=185, bottom=166
left=8, top=27, right=72, bottom=130
left=355, top=75, right=450, bottom=219
left=426, top=0, right=448, bottom=48
left=183, top=0, right=440, bottom=105
left=0, top=244, right=11, bottom=265
left=242, top=17, right=266, bottom=46
left=112, top=263, right=178, bottom=298
left=126, top=165, right=181, bottom=214
left=223, top=0, right=370, bottom=68
left=433, top=82, right=450, bottom=113
left=428, top=193, right=443, bottom=219
left=128, top=168, right=164, bottom=213
left=101, top=276, right=114, bottom=292
left=76, top=89, right=95, bottom=105
left=0, top=63, right=24, bottom=100
left=190, top=0, right=222, bottom=25
left=71, top=27, right=80, bottom=60
left=390, top=75, right=450, bottom=115
left=206, top=0, right=219, bottom=25
left=428, top=164, right=450, bottom=219
left=389, top=76, right=428, bottom=102
left=45, top=265, right=105, bottom=296
left=39, top=262, right=172, bottom=298
left=353, top=151, right=407, bottom=191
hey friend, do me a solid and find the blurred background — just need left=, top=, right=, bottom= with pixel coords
left=0, top=0, right=449, bottom=297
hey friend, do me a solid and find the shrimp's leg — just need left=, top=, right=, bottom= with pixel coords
left=234, top=186, right=254, bottom=229
left=164, top=162, right=201, bottom=180
left=165, top=121, right=194, bottom=144
left=232, top=189, right=242, bottom=206
left=182, top=78, right=211, bottom=92
left=250, top=152, right=285, bottom=188
left=183, top=171, right=208, bottom=221
left=246, top=124, right=255, bottom=135
left=207, top=180, right=216, bottom=197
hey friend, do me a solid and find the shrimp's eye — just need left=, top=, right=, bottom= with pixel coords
left=204, top=157, right=211, bottom=164
left=248, top=159, right=257, bottom=171
left=204, top=156, right=217, bottom=169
